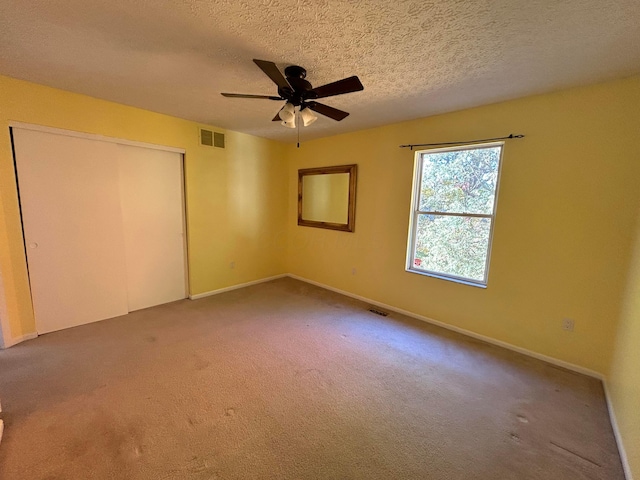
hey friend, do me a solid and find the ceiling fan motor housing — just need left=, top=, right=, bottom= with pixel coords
left=279, top=65, right=317, bottom=106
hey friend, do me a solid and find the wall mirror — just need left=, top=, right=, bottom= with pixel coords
left=298, top=164, right=357, bottom=232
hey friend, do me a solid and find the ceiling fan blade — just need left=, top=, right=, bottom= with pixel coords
left=311, top=76, right=364, bottom=99
left=221, top=93, right=283, bottom=100
left=272, top=113, right=282, bottom=121
left=253, top=59, right=291, bottom=90
left=307, top=102, right=350, bottom=121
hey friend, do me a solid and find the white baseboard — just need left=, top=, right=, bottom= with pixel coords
left=603, top=381, right=634, bottom=480
left=189, top=274, right=288, bottom=300
left=1, top=331, right=38, bottom=349
left=287, top=273, right=604, bottom=380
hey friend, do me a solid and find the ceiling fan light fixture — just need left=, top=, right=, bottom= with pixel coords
left=281, top=117, right=296, bottom=129
left=279, top=102, right=295, bottom=122
left=300, top=108, right=317, bottom=126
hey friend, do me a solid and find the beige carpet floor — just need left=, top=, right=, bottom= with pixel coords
left=0, top=278, right=625, bottom=479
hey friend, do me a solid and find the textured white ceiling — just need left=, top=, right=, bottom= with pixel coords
left=1, top=0, right=639, bottom=142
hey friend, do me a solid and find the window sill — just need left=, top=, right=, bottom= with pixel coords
left=405, top=267, right=487, bottom=288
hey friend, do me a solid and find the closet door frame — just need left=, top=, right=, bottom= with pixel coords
left=10, top=122, right=187, bottom=155
left=0, top=275, right=11, bottom=348
left=6, top=122, right=189, bottom=338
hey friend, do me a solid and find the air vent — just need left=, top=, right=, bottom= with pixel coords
left=199, top=129, right=225, bottom=148
left=200, top=128, right=213, bottom=147
left=213, top=132, right=225, bottom=148
left=369, top=308, right=389, bottom=317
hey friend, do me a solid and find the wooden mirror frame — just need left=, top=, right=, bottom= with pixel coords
left=298, top=164, right=357, bottom=232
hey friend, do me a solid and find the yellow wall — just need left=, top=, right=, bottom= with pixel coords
left=286, top=76, right=640, bottom=376
left=609, top=208, right=640, bottom=479
left=2, top=72, right=639, bottom=473
left=0, top=75, right=288, bottom=339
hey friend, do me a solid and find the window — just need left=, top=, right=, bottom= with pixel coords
left=406, top=142, right=503, bottom=287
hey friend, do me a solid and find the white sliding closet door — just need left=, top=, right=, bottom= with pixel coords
left=117, top=145, right=187, bottom=311
left=13, top=128, right=129, bottom=334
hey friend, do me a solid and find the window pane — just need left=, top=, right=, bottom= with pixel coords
left=412, top=214, right=492, bottom=282
left=419, top=146, right=501, bottom=214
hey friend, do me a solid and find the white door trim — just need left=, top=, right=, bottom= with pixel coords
left=0, top=271, right=13, bottom=348
left=8, top=122, right=186, bottom=154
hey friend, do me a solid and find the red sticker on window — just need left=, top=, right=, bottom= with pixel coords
left=414, top=258, right=422, bottom=266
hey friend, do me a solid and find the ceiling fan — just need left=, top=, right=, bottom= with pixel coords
left=221, top=59, right=364, bottom=128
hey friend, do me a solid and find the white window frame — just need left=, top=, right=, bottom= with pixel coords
left=406, top=141, right=504, bottom=288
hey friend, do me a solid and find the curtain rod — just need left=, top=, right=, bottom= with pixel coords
left=399, top=134, right=525, bottom=150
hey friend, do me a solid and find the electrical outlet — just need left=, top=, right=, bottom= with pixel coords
left=230, top=261, right=235, bottom=269
left=562, top=318, right=575, bottom=332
